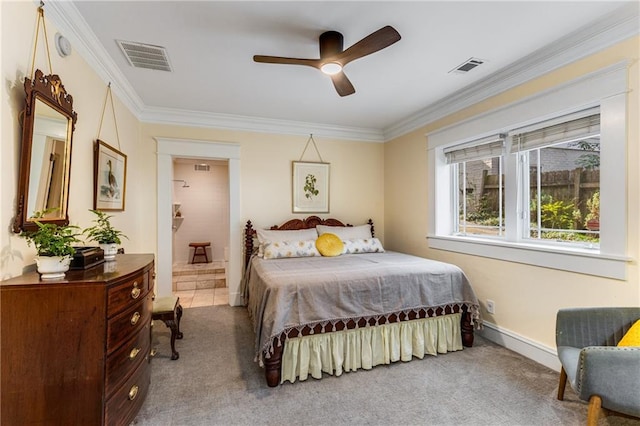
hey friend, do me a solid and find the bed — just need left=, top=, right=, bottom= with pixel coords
left=242, top=216, right=480, bottom=387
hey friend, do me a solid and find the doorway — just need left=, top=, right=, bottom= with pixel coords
left=171, top=158, right=229, bottom=308
left=155, top=138, right=241, bottom=306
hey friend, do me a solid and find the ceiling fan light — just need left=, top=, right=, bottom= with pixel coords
left=321, top=62, right=342, bottom=75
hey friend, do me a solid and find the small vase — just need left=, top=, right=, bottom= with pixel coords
left=36, top=255, right=71, bottom=280
left=100, top=243, right=118, bottom=261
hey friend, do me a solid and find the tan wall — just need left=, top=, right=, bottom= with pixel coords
left=1, top=2, right=143, bottom=279
left=1, top=2, right=384, bottom=280
left=384, top=36, right=640, bottom=350
left=139, top=124, right=385, bottom=236
left=3, top=3, right=635, bottom=351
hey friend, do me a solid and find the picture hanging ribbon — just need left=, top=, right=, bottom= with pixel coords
left=29, top=2, right=54, bottom=80
left=298, top=134, right=324, bottom=163
left=96, top=82, right=121, bottom=150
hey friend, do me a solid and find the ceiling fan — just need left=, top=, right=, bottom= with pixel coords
left=253, top=26, right=401, bottom=97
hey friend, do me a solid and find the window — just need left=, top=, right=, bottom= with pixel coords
left=522, top=139, right=600, bottom=244
left=427, top=63, right=628, bottom=280
left=512, top=110, right=600, bottom=247
left=444, top=135, right=505, bottom=238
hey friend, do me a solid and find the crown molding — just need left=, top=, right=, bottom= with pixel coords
left=141, top=107, right=385, bottom=142
left=43, top=1, right=145, bottom=117
left=41, top=0, right=384, bottom=142
left=383, top=2, right=639, bottom=141
left=44, top=1, right=638, bottom=143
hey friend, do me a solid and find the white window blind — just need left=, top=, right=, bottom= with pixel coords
left=443, top=134, right=505, bottom=164
left=510, top=108, right=600, bottom=152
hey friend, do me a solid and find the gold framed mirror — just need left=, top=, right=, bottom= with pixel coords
left=13, top=69, right=77, bottom=233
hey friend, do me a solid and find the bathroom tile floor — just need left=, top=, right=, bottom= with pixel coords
left=172, top=261, right=227, bottom=308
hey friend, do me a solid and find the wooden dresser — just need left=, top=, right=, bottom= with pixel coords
left=1, top=254, right=154, bottom=425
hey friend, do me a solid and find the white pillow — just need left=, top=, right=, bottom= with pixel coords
left=256, top=228, right=318, bottom=257
left=342, top=238, right=385, bottom=254
left=262, top=240, right=320, bottom=259
left=316, top=224, right=372, bottom=240
left=256, top=228, right=318, bottom=244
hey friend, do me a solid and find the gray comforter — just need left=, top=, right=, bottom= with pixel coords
left=243, top=251, right=480, bottom=363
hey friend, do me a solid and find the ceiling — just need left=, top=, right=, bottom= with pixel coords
left=47, top=1, right=638, bottom=141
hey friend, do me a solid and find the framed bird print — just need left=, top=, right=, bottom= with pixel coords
left=94, top=139, right=127, bottom=211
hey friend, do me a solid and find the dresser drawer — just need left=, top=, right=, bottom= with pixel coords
left=106, top=295, right=152, bottom=354
left=105, top=358, right=151, bottom=426
left=105, top=322, right=151, bottom=397
left=107, top=272, right=149, bottom=318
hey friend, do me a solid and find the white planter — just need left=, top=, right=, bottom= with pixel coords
left=104, top=261, right=118, bottom=273
left=100, top=243, right=118, bottom=261
left=36, top=255, right=71, bottom=280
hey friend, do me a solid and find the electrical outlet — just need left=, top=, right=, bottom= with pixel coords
left=486, top=299, right=495, bottom=314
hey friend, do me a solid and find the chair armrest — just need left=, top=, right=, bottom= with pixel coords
left=577, top=346, right=640, bottom=418
left=556, top=307, right=640, bottom=348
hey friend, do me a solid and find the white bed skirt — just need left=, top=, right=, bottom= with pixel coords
left=280, top=312, right=463, bottom=384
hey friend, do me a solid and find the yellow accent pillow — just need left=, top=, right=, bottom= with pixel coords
left=315, top=233, right=344, bottom=257
left=618, top=320, right=640, bottom=347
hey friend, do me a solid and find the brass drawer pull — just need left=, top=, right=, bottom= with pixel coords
left=128, top=385, right=139, bottom=401
left=129, top=347, right=141, bottom=360
left=130, top=312, right=141, bottom=325
left=131, top=287, right=141, bottom=299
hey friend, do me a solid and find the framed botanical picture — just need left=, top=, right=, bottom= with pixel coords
left=292, top=161, right=329, bottom=213
left=93, top=139, right=127, bottom=211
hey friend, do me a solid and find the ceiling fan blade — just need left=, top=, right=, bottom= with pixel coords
left=335, top=26, right=401, bottom=66
left=330, top=71, right=355, bottom=97
left=253, top=55, right=320, bottom=69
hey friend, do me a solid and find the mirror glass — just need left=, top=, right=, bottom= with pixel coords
left=13, top=70, right=76, bottom=233
left=26, top=97, right=71, bottom=221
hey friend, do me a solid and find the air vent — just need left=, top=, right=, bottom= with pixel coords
left=194, top=164, right=210, bottom=172
left=117, top=40, right=172, bottom=72
left=449, top=57, right=485, bottom=74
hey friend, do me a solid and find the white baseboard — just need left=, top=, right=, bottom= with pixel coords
left=229, top=291, right=243, bottom=307
left=478, top=321, right=561, bottom=372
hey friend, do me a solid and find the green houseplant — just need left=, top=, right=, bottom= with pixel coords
left=20, top=211, right=82, bottom=279
left=83, top=209, right=128, bottom=261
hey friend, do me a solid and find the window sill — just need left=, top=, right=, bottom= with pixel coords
left=427, top=234, right=630, bottom=280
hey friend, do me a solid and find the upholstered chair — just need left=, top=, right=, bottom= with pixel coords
left=555, top=307, right=640, bottom=425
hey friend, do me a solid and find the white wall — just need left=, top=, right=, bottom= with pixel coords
left=172, top=160, right=229, bottom=264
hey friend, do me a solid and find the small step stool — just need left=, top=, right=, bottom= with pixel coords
left=189, top=242, right=210, bottom=264
left=152, top=296, right=183, bottom=360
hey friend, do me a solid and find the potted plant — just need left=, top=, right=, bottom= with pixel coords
left=83, top=209, right=128, bottom=261
left=20, top=211, right=82, bottom=279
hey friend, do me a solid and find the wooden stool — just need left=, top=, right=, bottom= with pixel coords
left=189, top=242, right=210, bottom=264
left=152, top=296, right=183, bottom=360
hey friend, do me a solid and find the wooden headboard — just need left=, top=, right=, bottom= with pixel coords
left=244, top=216, right=374, bottom=269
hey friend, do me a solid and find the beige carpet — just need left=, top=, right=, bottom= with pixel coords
left=134, top=305, right=639, bottom=426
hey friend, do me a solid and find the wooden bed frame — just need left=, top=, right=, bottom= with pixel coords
left=244, top=216, right=474, bottom=387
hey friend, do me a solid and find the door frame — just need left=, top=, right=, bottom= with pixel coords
left=155, top=137, right=241, bottom=305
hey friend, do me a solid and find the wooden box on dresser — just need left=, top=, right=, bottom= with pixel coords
left=1, top=254, right=155, bottom=426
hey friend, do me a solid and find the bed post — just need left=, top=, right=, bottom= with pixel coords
left=244, top=220, right=255, bottom=270
left=264, top=339, right=283, bottom=387
left=368, top=218, right=374, bottom=237
left=461, top=305, right=474, bottom=347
